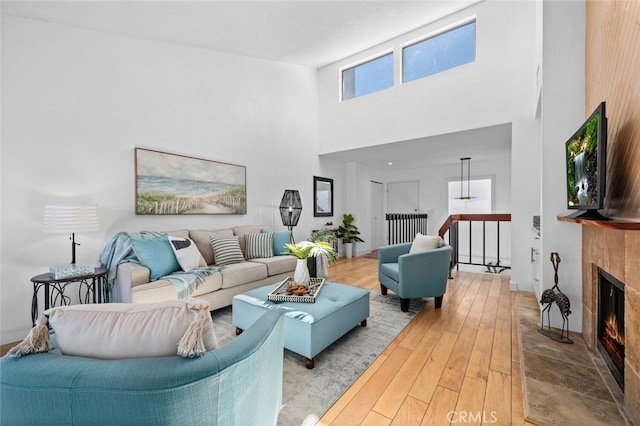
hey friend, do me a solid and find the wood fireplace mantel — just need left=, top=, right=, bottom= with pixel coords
left=557, top=216, right=640, bottom=230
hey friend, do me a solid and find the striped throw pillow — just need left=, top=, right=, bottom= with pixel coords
left=209, top=236, right=245, bottom=266
left=245, top=232, right=274, bottom=259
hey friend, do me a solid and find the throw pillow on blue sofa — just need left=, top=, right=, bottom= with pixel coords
left=263, top=229, right=291, bottom=255
left=132, top=235, right=181, bottom=280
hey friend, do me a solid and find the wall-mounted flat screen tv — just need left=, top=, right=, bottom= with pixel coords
left=565, top=101, right=608, bottom=220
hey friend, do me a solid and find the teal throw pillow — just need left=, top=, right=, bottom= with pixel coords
left=132, top=236, right=181, bottom=281
left=263, top=229, right=291, bottom=255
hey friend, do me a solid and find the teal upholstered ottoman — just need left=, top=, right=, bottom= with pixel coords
left=232, top=282, right=369, bottom=368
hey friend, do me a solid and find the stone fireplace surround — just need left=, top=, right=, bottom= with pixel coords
left=581, top=223, right=640, bottom=425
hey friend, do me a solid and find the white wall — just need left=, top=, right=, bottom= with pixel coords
left=540, top=0, right=585, bottom=332
left=0, top=15, right=342, bottom=344
left=318, top=1, right=537, bottom=152
left=339, top=161, right=385, bottom=256
left=511, top=118, right=542, bottom=292
left=318, top=0, right=540, bottom=293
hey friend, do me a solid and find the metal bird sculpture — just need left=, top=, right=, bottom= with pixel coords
left=539, top=252, right=572, bottom=342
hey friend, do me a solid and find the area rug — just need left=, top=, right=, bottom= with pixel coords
left=211, top=290, right=425, bottom=426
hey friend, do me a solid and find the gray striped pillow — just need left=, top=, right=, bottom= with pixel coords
left=245, top=232, right=274, bottom=259
left=209, top=236, right=245, bottom=266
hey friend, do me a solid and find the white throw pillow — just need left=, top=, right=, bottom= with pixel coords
left=410, top=233, right=445, bottom=253
left=17, top=299, right=217, bottom=359
left=168, top=235, right=205, bottom=271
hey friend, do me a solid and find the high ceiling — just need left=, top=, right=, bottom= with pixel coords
left=2, top=0, right=511, bottom=170
left=2, top=0, right=481, bottom=69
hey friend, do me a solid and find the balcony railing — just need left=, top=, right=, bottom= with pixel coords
left=439, top=213, right=511, bottom=276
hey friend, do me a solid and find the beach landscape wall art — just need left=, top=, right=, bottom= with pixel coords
left=135, top=148, right=247, bottom=215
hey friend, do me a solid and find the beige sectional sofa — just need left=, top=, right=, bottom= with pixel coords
left=113, top=225, right=296, bottom=311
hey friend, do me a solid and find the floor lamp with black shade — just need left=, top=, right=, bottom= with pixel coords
left=279, top=190, right=302, bottom=243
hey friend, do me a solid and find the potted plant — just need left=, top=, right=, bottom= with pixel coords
left=308, top=226, right=338, bottom=278
left=336, top=213, right=364, bottom=259
left=284, top=240, right=337, bottom=284
left=308, top=225, right=337, bottom=244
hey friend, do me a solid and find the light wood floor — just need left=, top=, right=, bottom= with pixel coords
left=0, top=256, right=536, bottom=426
left=318, top=255, right=535, bottom=426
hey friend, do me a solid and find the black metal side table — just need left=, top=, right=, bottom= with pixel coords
left=29, top=268, right=108, bottom=325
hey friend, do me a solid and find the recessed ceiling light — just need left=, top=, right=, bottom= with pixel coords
left=388, top=162, right=393, bottom=166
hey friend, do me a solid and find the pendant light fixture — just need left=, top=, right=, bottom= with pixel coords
left=456, top=157, right=476, bottom=200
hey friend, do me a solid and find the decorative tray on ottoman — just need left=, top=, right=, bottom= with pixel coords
left=268, top=277, right=326, bottom=303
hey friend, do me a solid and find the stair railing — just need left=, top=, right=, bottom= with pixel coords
left=385, top=213, right=428, bottom=245
left=438, top=213, right=512, bottom=276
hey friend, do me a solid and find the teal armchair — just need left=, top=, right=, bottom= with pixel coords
left=378, top=242, right=452, bottom=312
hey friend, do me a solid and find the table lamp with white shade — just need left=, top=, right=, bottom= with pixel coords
left=43, top=204, right=100, bottom=278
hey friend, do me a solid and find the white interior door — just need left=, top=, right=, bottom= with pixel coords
left=370, top=181, right=384, bottom=250
left=387, top=180, right=419, bottom=213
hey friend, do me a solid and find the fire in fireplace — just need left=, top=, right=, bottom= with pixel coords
left=597, top=268, right=625, bottom=391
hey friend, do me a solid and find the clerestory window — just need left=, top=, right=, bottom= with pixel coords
left=403, top=20, right=476, bottom=83
left=341, top=52, right=393, bottom=101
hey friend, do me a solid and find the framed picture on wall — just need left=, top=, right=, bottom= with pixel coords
left=134, top=148, right=247, bottom=215
left=313, top=176, right=333, bottom=217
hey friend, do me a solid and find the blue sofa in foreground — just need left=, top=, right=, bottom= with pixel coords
left=378, top=242, right=452, bottom=312
left=0, top=309, right=284, bottom=426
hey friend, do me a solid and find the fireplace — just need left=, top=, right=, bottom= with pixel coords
left=597, top=268, right=625, bottom=391
left=581, top=224, right=639, bottom=424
